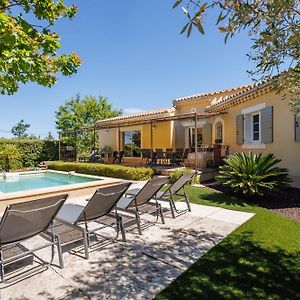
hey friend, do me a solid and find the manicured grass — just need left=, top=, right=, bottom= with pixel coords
left=156, top=186, right=300, bottom=300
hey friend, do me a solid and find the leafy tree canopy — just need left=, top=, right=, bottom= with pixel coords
left=174, top=0, right=300, bottom=113
left=11, top=119, right=30, bottom=137
left=56, top=95, right=122, bottom=156
left=55, top=94, right=122, bottom=132
left=0, top=0, right=82, bottom=95
left=46, top=132, right=55, bottom=141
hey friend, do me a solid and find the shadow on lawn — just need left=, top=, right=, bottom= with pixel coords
left=188, top=186, right=250, bottom=208
left=156, top=231, right=300, bottom=300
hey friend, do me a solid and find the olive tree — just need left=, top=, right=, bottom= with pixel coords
left=174, top=0, right=300, bottom=113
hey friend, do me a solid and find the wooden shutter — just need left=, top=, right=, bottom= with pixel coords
left=202, top=123, right=212, bottom=145
left=296, top=115, right=300, bottom=142
left=236, top=114, right=244, bottom=145
left=261, top=106, right=273, bottom=143
left=175, top=123, right=185, bottom=148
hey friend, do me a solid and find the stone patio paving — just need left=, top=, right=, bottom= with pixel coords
left=0, top=190, right=254, bottom=300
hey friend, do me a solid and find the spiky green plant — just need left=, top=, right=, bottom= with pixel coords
left=0, top=144, right=23, bottom=172
left=216, top=152, right=291, bottom=197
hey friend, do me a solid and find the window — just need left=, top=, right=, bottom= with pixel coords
left=122, top=131, right=141, bottom=157
left=215, top=121, right=223, bottom=143
left=189, top=127, right=203, bottom=150
left=242, top=110, right=262, bottom=145
left=252, top=113, right=260, bottom=142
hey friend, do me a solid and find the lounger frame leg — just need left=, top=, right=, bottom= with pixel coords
left=118, top=216, right=126, bottom=242
left=55, top=235, right=64, bottom=269
left=82, top=228, right=89, bottom=259
left=0, top=247, right=4, bottom=282
left=184, top=188, right=191, bottom=212
left=135, top=209, right=142, bottom=235
left=169, top=198, right=176, bottom=219
left=158, top=203, right=165, bottom=224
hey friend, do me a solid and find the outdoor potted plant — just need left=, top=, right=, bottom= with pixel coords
left=101, top=145, right=113, bottom=163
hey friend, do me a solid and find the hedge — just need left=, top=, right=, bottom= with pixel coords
left=48, top=161, right=154, bottom=181
left=169, top=168, right=199, bottom=184
left=0, top=138, right=58, bottom=169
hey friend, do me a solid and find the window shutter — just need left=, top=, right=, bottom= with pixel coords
left=296, top=116, right=300, bottom=142
left=175, top=123, right=185, bottom=148
left=236, top=114, right=244, bottom=145
left=261, top=106, right=273, bottom=143
left=202, top=123, right=212, bottom=145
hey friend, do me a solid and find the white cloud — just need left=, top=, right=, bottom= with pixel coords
left=123, top=108, right=145, bottom=115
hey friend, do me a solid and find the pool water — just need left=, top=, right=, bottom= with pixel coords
left=0, top=172, right=102, bottom=194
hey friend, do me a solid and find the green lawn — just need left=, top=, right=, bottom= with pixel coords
left=156, top=186, right=300, bottom=300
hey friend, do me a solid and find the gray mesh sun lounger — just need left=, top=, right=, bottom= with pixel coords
left=117, top=176, right=169, bottom=235
left=54, top=182, right=131, bottom=261
left=126, top=172, right=196, bottom=218
left=0, top=194, right=68, bottom=282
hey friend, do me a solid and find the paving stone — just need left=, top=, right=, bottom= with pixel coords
left=0, top=200, right=254, bottom=300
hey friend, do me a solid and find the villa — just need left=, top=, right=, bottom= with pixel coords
left=97, top=80, right=300, bottom=188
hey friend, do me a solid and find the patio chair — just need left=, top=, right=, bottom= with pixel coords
left=156, top=172, right=195, bottom=218
left=117, top=176, right=169, bottom=235
left=155, top=149, right=165, bottom=165
left=165, top=148, right=174, bottom=165
left=173, top=148, right=183, bottom=165
left=140, top=149, right=152, bottom=165
left=126, top=172, right=195, bottom=218
left=54, top=182, right=131, bottom=261
left=0, top=194, right=68, bottom=282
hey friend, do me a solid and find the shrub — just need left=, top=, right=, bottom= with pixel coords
left=169, top=168, right=199, bottom=184
left=216, top=152, right=291, bottom=197
left=0, top=139, right=58, bottom=168
left=48, top=161, right=154, bottom=181
left=0, top=144, right=23, bottom=171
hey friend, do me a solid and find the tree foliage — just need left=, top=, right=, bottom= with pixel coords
left=0, top=0, right=82, bottom=95
left=11, top=119, right=30, bottom=137
left=0, top=143, right=22, bottom=171
left=56, top=95, right=122, bottom=156
left=174, top=1, right=300, bottom=113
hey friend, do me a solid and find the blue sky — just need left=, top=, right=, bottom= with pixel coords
left=0, top=0, right=254, bottom=138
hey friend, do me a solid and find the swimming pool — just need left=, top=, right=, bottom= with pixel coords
left=0, top=171, right=103, bottom=194
left=0, top=170, right=122, bottom=209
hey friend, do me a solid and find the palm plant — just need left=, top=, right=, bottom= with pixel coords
left=0, top=144, right=22, bottom=172
left=216, top=152, right=291, bottom=197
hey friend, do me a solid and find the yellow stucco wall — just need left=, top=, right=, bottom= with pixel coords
left=98, top=89, right=299, bottom=187
left=219, top=91, right=300, bottom=184
left=175, top=99, right=211, bottom=115
left=98, top=121, right=173, bottom=152
left=141, top=122, right=173, bottom=150
left=99, top=128, right=118, bottom=150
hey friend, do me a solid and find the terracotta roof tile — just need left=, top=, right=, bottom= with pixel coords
left=173, top=84, right=253, bottom=105
left=96, top=107, right=175, bottom=124
left=205, top=80, right=272, bottom=112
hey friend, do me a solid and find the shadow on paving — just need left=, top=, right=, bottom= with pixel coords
left=38, top=228, right=225, bottom=300
left=155, top=231, right=300, bottom=300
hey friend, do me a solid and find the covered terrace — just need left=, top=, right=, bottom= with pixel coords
left=58, top=111, right=229, bottom=170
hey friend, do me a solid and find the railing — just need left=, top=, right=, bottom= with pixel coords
left=189, top=144, right=229, bottom=168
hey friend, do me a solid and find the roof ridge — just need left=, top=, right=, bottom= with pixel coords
left=173, top=84, right=253, bottom=104
left=206, top=80, right=272, bottom=111
left=96, top=107, right=174, bottom=124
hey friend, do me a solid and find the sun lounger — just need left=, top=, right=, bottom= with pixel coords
left=117, top=176, right=169, bottom=234
left=54, top=182, right=131, bottom=261
left=0, top=194, right=68, bottom=282
left=126, top=172, right=195, bottom=218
